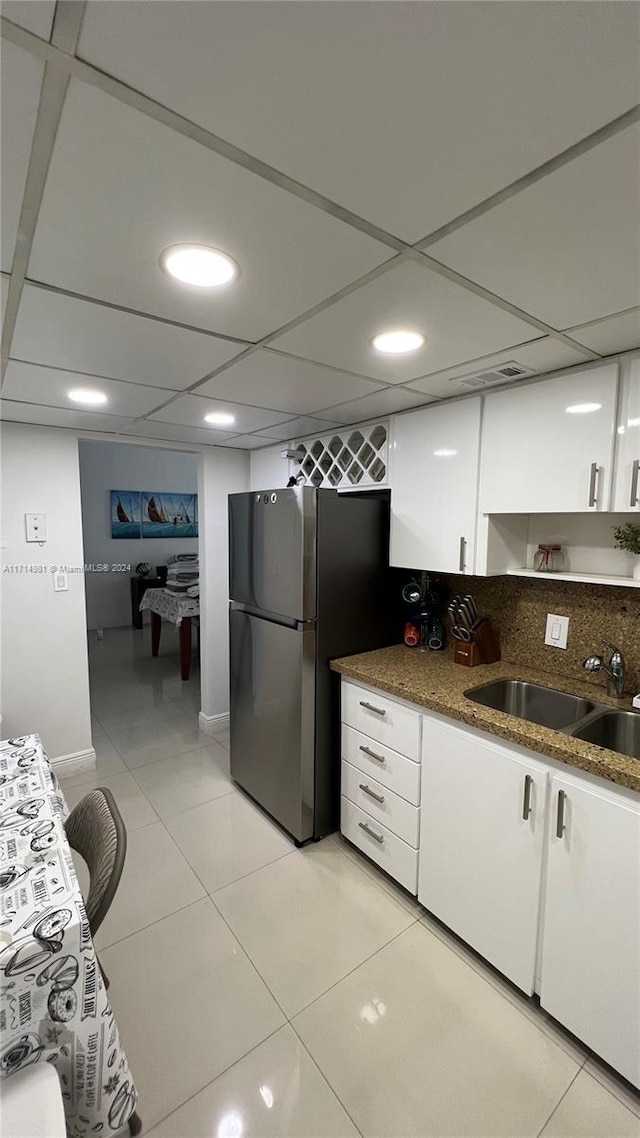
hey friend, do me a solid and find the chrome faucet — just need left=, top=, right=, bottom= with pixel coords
left=583, top=641, right=625, bottom=700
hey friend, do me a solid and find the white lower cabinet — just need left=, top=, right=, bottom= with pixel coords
left=540, top=774, right=640, bottom=1086
left=418, top=715, right=548, bottom=994
left=339, top=677, right=640, bottom=1086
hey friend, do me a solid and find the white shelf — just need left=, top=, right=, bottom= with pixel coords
left=507, top=568, right=640, bottom=588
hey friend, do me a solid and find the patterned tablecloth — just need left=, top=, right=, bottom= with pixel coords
left=0, top=734, right=138, bottom=1136
left=138, top=586, right=200, bottom=627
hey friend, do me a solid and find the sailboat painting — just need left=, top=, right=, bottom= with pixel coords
left=141, top=492, right=198, bottom=539
left=110, top=491, right=142, bottom=539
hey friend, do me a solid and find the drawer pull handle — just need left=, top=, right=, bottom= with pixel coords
left=630, top=458, right=640, bottom=507
left=359, top=821, right=384, bottom=844
left=459, top=535, right=466, bottom=572
left=359, top=782, right=385, bottom=804
left=556, top=789, right=567, bottom=839
left=359, top=745, right=385, bottom=763
left=359, top=700, right=386, bottom=716
left=522, top=774, right=533, bottom=820
left=588, top=461, right=599, bottom=507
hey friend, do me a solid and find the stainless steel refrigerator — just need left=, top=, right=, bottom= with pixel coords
left=229, top=486, right=390, bottom=843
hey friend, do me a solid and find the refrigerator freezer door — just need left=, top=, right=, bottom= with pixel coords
left=230, top=607, right=316, bottom=842
left=229, top=487, right=317, bottom=621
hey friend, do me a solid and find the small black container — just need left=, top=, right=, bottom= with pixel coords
left=156, top=565, right=168, bottom=584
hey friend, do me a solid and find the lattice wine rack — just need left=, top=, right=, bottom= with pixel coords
left=295, top=423, right=388, bottom=489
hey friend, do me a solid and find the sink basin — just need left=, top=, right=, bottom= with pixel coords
left=570, top=710, right=640, bottom=760
left=465, top=679, right=600, bottom=731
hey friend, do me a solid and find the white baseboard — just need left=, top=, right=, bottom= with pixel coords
left=199, top=711, right=230, bottom=736
left=51, top=747, right=97, bottom=778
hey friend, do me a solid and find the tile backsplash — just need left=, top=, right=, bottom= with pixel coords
left=443, top=574, right=640, bottom=696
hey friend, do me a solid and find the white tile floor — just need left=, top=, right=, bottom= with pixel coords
left=60, top=627, right=640, bottom=1138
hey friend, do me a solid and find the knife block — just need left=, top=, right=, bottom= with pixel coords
left=453, top=640, right=483, bottom=667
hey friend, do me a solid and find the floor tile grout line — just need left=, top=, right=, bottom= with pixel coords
left=207, top=892, right=292, bottom=1022
left=98, top=892, right=209, bottom=956
left=287, top=1019, right=365, bottom=1138
left=534, top=1064, right=585, bottom=1138
left=135, top=1023, right=288, bottom=1136
left=583, top=1059, right=640, bottom=1119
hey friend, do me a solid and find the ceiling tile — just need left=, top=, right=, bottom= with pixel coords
left=2, top=360, right=174, bottom=417
left=196, top=348, right=382, bottom=414
left=1, top=40, right=45, bottom=272
left=429, top=124, right=640, bottom=330
left=214, top=434, right=272, bottom=450
left=271, top=261, right=539, bottom=381
left=147, top=393, right=288, bottom=434
left=565, top=309, right=640, bottom=356
left=252, top=416, right=343, bottom=441
left=11, top=286, right=247, bottom=389
left=0, top=399, right=132, bottom=434
left=28, top=79, right=391, bottom=341
left=78, top=2, right=640, bottom=242
left=2, top=2, right=56, bottom=39
left=120, top=420, right=239, bottom=447
left=320, top=387, right=436, bottom=426
left=407, top=337, right=594, bottom=398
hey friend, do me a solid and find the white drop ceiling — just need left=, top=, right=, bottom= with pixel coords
left=1, top=1, right=639, bottom=452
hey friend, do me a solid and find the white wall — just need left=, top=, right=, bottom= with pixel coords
left=199, top=446, right=249, bottom=722
left=0, top=423, right=92, bottom=762
left=249, top=444, right=290, bottom=491
left=79, top=440, right=199, bottom=629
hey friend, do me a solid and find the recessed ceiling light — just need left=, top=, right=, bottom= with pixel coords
left=204, top=411, right=236, bottom=427
left=433, top=448, right=458, bottom=457
left=68, top=388, right=108, bottom=406
left=565, top=403, right=602, bottom=414
left=160, top=244, right=238, bottom=287
left=371, top=329, right=426, bottom=355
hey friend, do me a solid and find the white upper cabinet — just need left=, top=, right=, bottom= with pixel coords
left=613, top=357, right=640, bottom=511
left=479, top=363, right=619, bottom=513
left=389, top=397, right=481, bottom=573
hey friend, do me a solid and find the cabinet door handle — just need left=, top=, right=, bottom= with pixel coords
left=359, top=820, right=384, bottom=843
left=630, top=459, right=640, bottom=507
left=522, top=774, right=533, bottom=820
left=556, top=789, right=567, bottom=839
left=459, top=536, right=466, bottom=572
left=359, top=700, right=386, bottom=716
left=359, top=744, right=385, bottom=764
left=588, top=462, right=599, bottom=507
left=359, top=782, right=385, bottom=804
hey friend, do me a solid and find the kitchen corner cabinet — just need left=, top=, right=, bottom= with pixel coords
left=479, top=363, right=619, bottom=513
left=613, top=358, right=640, bottom=511
left=540, top=774, right=640, bottom=1086
left=418, top=716, right=547, bottom=994
left=389, top=397, right=481, bottom=573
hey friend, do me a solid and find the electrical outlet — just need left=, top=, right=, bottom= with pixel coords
left=545, top=613, right=569, bottom=650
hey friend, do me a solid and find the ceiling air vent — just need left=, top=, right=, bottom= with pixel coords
left=457, top=361, right=533, bottom=389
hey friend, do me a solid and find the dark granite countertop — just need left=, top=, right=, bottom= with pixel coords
left=331, top=645, right=640, bottom=794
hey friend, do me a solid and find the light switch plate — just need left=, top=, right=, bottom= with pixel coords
left=53, top=570, right=68, bottom=592
left=545, top=612, right=569, bottom=650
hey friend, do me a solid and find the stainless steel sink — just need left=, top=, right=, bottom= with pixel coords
left=570, top=710, right=640, bottom=760
left=465, top=679, right=601, bottom=731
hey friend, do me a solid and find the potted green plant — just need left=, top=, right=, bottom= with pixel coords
left=613, top=522, right=640, bottom=580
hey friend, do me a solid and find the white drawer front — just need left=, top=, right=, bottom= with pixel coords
left=342, top=681, right=421, bottom=760
left=341, top=797, right=419, bottom=894
left=342, top=760, right=420, bottom=847
left=341, top=724, right=421, bottom=805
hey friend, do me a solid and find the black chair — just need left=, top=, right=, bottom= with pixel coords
left=65, top=788, right=142, bottom=1136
